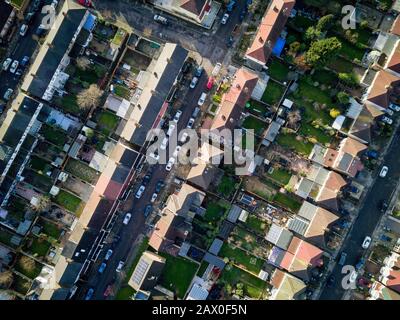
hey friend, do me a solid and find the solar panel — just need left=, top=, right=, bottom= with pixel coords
left=132, top=259, right=149, bottom=285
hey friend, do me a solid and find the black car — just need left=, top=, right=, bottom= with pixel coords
left=327, top=276, right=335, bottom=287
left=379, top=200, right=388, bottom=212
left=144, top=204, right=153, bottom=217
left=226, top=36, right=234, bottom=48
left=155, top=180, right=165, bottom=193
left=142, top=173, right=151, bottom=185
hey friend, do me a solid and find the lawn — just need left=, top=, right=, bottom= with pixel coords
left=159, top=253, right=198, bottom=298
left=299, top=123, right=332, bottom=144
left=328, top=57, right=355, bottom=73
left=15, top=255, right=43, bottom=279
left=219, top=265, right=269, bottom=299
left=203, top=202, right=226, bottom=223
left=311, top=70, right=338, bottom=86
left=219, top=242, right=264, bottom=275
left=242, top=115, right=266, bottom=135
left=29, top=156, right=50, bottom=172
left=273, top=192, right=302, bottom=213
left=25, top=237, right=51, bottom=257
left=112, top=28, right=127, bottom=46
left=115, top=286, right=136, bottom=300
left=245, top=99, right=270, bottom=117
left=266, top=167, right=292, bottom=186
left=64, top=158, right=100, bottom=184
left=337, top=36, right=366, bottom=62
left=55, top=94, right=80, bottom=115
left=297, top=80, right=334, bottom=107
left=97, top=110, right=120, bottom=136
left=261, top=81, right=285, bottom=106
left=39, top=219, right=62, bottom=239
left=277, top=132, right=314, bottom=156
left=12, top=275, right=32, bottom=296
left=40, top=124, right=68, bottom=147
left=268, top=59, right=290, bottom=82
left=53, top=189, right=83, bottom=215
left=245, top=215, right=269, bottom=235
left=113, top=84, right=131, bottom=100
left=75, top=67, right=99, bottom=84
left=197, top=261, right=209, bottom=277
left=216, top=175, right=237, bottom=198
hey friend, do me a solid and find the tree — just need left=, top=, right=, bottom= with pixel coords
left=76, top=57, right=91, bottom=71
left=18, top=256, right=36, bottom=274
left=287, top=110, right=301, bottom=128
left=317, top=14, right=335, bottom=31
left=305, top=37, right=342, bottom=68
left=31, top=195, right=50, bottom=212
left=305, top=26, right=322, bottom=42
left=77, top=84, right=103, bottom=110
left=338, top=72, right=359, bottom=87
left=337, top=91, right=350, bottom=105
left=0, top=270, right=13, bottom=289
left=330, top=108, right=341, bottom=118
left=289, top=41, right=301, bottom=56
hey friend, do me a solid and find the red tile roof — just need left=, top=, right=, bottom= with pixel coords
left=391, top=15, right=400, bottom=36
left=245, top=0, right=295, bottom=64
left=386, top=41, right=400, bottom=75
left=367, top=70, right=400, bottom=109
left=180, top=0, right=209, bottom=16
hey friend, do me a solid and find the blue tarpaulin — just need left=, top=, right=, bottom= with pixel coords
left=272, top=37, right=286, bottom=57
left=83, top=13, right=96, bottom=31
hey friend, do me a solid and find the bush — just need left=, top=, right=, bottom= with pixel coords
left=330, top=108, right=341, bottom=118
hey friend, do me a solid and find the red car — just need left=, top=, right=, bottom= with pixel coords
left=103, top=284, right=113, bottom=297
left=77, top=0, right=92, bottom=7
left=206, top=77, right=214, bottom=90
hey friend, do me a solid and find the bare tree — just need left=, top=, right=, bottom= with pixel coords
left=18, top=256, right=36, bottom=274
left=31, top=195, right=51, bottom=212
left=287, top=110, right=301, bottom=128
left=76, top=57, right=91, bottom=71
left=77, top=84, right=103, bottom=110
left=0, top=270, right=13, bottom=289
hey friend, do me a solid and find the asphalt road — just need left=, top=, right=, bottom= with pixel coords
left=319, top=129, right=400, bottom=299
left=0, top=0, right=54, bottom=99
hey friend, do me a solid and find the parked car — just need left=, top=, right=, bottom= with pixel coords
left=167, top=123, right=176, bottom=136
left=123, top=213, right=132, bottom=225
left=221, top=13, right=230, bottom=25
left=154, top=14, right=168, bottom=25
left=389, top=103, right=400, bottom=112
left=103, top=285, right=112, bottom=298
left=192, top=107, right=201, bottom=118
left=142, top=173, right=151, bottom=185
left=381, top=116, right=393, bottom=125
left=20, top=55, right=30, bottom=67
left=349, top=271, right=358, bottom=283
left=195, top=66, right=203, bottom=77
left=144, top=204, right=153, bottom=217
left=104, top=249, right=113, bottom=261
left=149, top=152, right=159, bottom=161
left=180, top=132, right=189, bottom=143
left=226, top=0, right=236, bottom=12
left=19, top=24, right=28, bottom=36
left=379, top=166, right=388, bottom=178
left=186, top=117, right=195, bottom=129
left=226, top=36, right=234, bottom=47
left=116, top=261, right=125, bottom=272
left=172, top=146, right=181, bottom=158
left=9, top=60, right=19, bottom=73
left=77, top=0, right=92, bottom=7
left=173, top=110, right=182, bottom=122
left=155, top=180, right=165, bottom=193
left=150, top=193, right=158, bottom=203
left=380, top=234, right=392, bottom=242
left=366, top=150, right=378, bottom=159
left=160, top=137, right=169, bottom=150
left=239, top=9, right=247, bottom=21
left=166, top=157, right=175, bottom=171
left=98, top=262, right=107, bottom=274
left=338, top=252, right=347, bottom=266
left=2, top=58, right=12, bottom=71
left=355, top=258, right=365, bottom=271
left=35, top=24, right=47, bottom=37
left=206, top=77, right=214, bottom=90
left=198, top=92, right=207, bottom=106
left=3, top=88, right=14, bottom=101
left=385, top=108, right=394, bottom=116
left=135, top=185, right=146, bottom=199
left=15, top=68, right=23, bottom=77
left=190, top=77, right=198, bottom=89
left=362, top=236, right=372, bottom=249
left=85, top=288, right=94, bottom=300
left=379, top=200, right=388, bottom=213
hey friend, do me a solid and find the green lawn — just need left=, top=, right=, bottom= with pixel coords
left=75, top=67, right=99, bottom=84
left=113, top=84, right=131, bottom=100
left=12, top=275, right=32, bottom=296
left=39, top=219, right=62, bottom=239
left=298, top=80, right=334, bottom=107
left=26, top=237, right=51, bottom=257
left=245, top=215, right=269, bottom=235
left=242, top=115, right=266, bottom=135
left=55, top=95, right=80, bottom=115
left=277, top=132, right=314, bottom=156
left=337, top=37, right=366, bottom=61
left=218, top=265, right=268, bottom=299
left=273, top=192, right=302, bottom=213
left=15, top=256, right=43, bottom=279
left=197, top=261, right=209, bottom=277
left=219, top=242, right=264, bottom=275
left=311, top=70, right=338, bottom=86
left=64, top=158, right=99, bottom=184
left=112, top=29, right=126, bottom=46
left=204, top=202, right=226, bottom=223
left=97, top=110, right=120, bottom=135
left=266, top=167, right=292, bottom=185
left=261, top=81, right=285, bottom=106
left=328, top=57, right=355, bottom=73
left=40, top=125, right=68, bottom=147
left=159, top=253, right=198, bottom=299
left=299, top=123, right=332, bottom=144
left=115, top=286, right=136, bottom=300
left=217, top=175, right=237, bottom=197
left=53, top=189, right=83, bottom=215
left=268, top=59, right=290, bottom=82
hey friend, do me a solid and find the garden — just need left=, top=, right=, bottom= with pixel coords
left=267, top=59, right=291, bottom=83
left=266, top=166, right=292, bottom=186
left=277, top=131, right=314, bottom=156
left=272, top=192, right=302, bottom=213
left=242, top=115, right=267, bottom=136
left=53, top=189, right=84, bottom=216
left=23, top=236, right=51, bottom=258
left=40, top=124, right=69, bottom=148
left=14, top=255, right=43, bottom=279
left=64, top=158, right=100, bottom=185
left=261, top=80, right=286, bottom=106
left=96, top=110, right=120, bottom=136
left=244, top=214, right=270, bottom=236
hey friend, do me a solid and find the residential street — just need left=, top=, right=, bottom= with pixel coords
left=319, top=128, right=400, bottom=300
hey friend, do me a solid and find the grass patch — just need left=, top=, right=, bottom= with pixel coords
left=115, top=286, right=136, bottom=300
left=204, top=202, right=225, bottom=223
left=159, top=253, right=198, bottom=298
left=245, top=215, right=269, bottom=235
left=245, top=99, right=270, bottom=116
left=277, top=132, right=314, bottom=156
left=97, top=110, right=120, bottom=136
left=337, top=36, right=366, bottom=61
left=25, top=237, right=51, bottom=257
left=219, top=242, right=264, bottom=274
left=113, top=84, right=131, bottom=100
left=242, top=115, right=266, bottom=135
left=273, top=192, right=302, bottom=213
left=311, top=70, right=338, bottom=86
left=112, top=28, right=127, bottom=46
left=39, top=219, right=62, bottom=239
left=55, top=95, right=80, bottom=115
left=328, top=57, right=355, bottom=73
left=53, top=189, right=83, bottom=215
left=197, top=261, right=209, bottom=277
left=297, top=79, right=334, bottom=107
left=261, top=81, right=285, bottom=106
left=216, top=175, right=237, bottom=197
left=299, top=123, right=332, bottom=144
left=75, top=67, right=99, bottom=84
left=266, top=167, right=292, bottom=186
left=268, top=59, right=290, bottom=82
left=40, top=124, right=68, bottom=147
left=64, top=158, right=99, bottom=184
left=15, top=255, right=42, bottom=279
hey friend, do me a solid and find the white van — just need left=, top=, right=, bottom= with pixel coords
left=198, top=92, right=207, bottom=106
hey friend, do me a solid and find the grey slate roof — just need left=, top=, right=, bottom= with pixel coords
left=203, top=252, right=226, bottom=269
left=208, top=238, right=223, bottom=255
left=227, top=204, right=241, bottom=223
